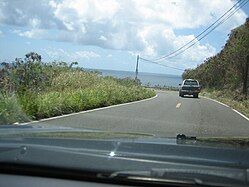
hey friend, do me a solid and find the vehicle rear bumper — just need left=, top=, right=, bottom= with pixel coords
left=180, top=90, right=200, bottom=95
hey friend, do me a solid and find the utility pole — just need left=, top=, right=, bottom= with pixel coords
left=135, top=55, right=139, bottom=81
left=243, top=55, right=249, bottom=98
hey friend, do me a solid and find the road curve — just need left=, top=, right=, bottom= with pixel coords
left=32, top=91, right=249, bottom=137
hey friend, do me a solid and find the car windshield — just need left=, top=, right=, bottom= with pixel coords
left=0, top=1, right=249, bottom=185
left=184, top=80, right=198, bottom=86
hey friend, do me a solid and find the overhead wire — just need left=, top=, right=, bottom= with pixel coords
left=164, top=0, right=249, bottom=60
left=139, top=0, right=248, bottom=71
left=139, top=57, right=185, bottom=71
left=151, top=0, right=246, bottom=61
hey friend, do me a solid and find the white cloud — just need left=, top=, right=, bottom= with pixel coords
left=43, top=48, right=100, bottom=61
left=53, top=0, right=120, bottom=25
left=0, top=30, right=3, bottom=37
left=12, top=29, right=21, bottom=34
left=136, top=24, right=216, bottom=68
left=0, top=0, right=247, bottom=68
left=128, top=51, right=138, bottom=57
left=74, top=51, right=100, bottom=59
left=18, top=29, right=46, bottom=39
left=0, top=0, right=64, bottom=29
left=132, top=0, right=247, bottom=30
left=43, top=48, right=69, bottom=60
left=99, top=35, right=107, bottom=41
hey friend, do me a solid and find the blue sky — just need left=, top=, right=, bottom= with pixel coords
left=0, top=0, right=248, bottom=75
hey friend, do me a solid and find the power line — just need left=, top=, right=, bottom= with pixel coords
left=165, top=0, right=249, bottom=60
left=145, top=0, right=247, bottom=62
left=152, top=0, right=246, bottom=61
left=137, top=0, right=248, bottom=71
left=139, top=57, right=185, bottom=71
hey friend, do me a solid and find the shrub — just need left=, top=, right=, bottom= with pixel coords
left=0, top=93, right=30, bottom=124
left=0, top=53, right=156, bottom=124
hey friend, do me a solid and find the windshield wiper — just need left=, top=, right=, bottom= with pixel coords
left=176, top=134, right=196, bottom=140
left=98, top=170, right=198, bottom=186
left=105, top=168, right=248, bottom=187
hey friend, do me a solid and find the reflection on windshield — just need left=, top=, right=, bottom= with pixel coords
left=1, top=2, right=249, bottom=187
left=184, top=80, right=198, bottom=86
left=0, top=0, right=248, bottom=145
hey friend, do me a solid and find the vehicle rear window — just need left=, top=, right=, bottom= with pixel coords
left=184, top=80, right=198, bottom=85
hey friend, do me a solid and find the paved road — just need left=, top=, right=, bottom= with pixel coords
left=32, top=91, right=249, bottom=137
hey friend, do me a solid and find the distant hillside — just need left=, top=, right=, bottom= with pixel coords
left=183, top=18, right=249, bottom=99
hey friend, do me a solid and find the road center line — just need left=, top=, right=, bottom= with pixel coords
left=176, top=103, right=181, bottom=108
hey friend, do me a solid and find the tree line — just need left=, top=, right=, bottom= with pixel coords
left=0, top=52, right=79, bottom=94
left=182, top=18, right=249, bottom=99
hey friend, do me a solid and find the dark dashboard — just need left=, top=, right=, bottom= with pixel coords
left=0, top=137, right=249, bottom=187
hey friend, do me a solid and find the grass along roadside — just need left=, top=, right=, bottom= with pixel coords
left=144, top=85, right=178, bottom=91
left=0, top=67, right=156, bottom=125
left=200, top=89, right=249, bottom=118
left=1, top=81, right=156, bottom=125
left=0, top=94, right=30, bottom=125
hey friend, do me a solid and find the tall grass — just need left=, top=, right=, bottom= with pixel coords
left=0, top=61, right=155, bottom=124
left=0, top=93, right=30, bottom=124
left=19, top=77, right=155, bottom=120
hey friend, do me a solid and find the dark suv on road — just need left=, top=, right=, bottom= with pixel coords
left=179, top=79, right=201, bottom=98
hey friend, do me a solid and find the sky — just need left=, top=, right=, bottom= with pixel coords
left=0, top=0, right=248, bottom=75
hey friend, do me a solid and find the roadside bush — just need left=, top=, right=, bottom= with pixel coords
left=201, top=89, right=249, bottom=118
left=0, top=93, right=30, bottom=124
left=182, top=19, right=249, bottom=98
left=0, top=53, right=156, bottom=124
left=51, top=70, right=100, bottom=91
left=21, top=83, right=155, bottom=120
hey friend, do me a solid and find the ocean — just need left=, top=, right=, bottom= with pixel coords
left=94, top=69, right=182, bottom=87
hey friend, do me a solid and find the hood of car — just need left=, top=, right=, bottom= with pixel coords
left=0, top=124, right=249, bottom=149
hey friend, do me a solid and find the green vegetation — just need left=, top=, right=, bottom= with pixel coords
left=0, top=94, right=30, bottom=124
left=201, top=89, right=249, bottom=118
left=0, top=52, right=155, bottom=125
left=183, top=19, right=249, bottom=115
left=152, top=85, right=178, bottom=91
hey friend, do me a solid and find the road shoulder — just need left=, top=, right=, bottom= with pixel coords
left=201, top=96, right=249, bottom=121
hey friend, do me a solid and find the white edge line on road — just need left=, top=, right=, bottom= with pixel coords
left=201, top=96, right=229, bottom=108
left=201, top=96, right=249, bottom=121
left=20, top=94, right=158, bottom=125
left=231, top=109, right=249, bottom=121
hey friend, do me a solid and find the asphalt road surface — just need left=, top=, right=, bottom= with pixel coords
left=30, top=91, right=249, bottom=137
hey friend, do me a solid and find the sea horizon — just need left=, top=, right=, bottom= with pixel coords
left=86, top=68, right=182, bottom=87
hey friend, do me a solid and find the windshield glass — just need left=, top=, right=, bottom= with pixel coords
left=0, top=0, right=249, bottom=180
left=184, top=80, right=198, bottom=86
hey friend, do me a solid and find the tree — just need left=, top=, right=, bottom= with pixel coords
left=2, top=52, right=48, bottom=93
left=226, top=19, right=249, bottom=97
left=182, top=18, right=249, bottom=98
left=25, top=52, right=41, bottom=62
left=69, top=61, right=78, bottom=68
